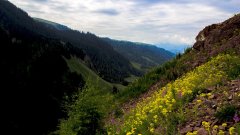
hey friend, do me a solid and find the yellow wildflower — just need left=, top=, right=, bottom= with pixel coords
left=131, top=127, right=136, bottom=133
left=186, top=131, right=198, bottom=135
left=218, top=130, right=225, bottom=135
left=229, top=127, right=235, bottom=135
left=223, top=91, right=228, bottom=96
left=162, top=108, right=168, bottom=116
left=197, top=100, right=202, bottom=104
left=126, top=132, right=132, bottom=135
left=193, top=131, right=198, bottom=135
left=202, top=121, right=210, bottom=128
left=149, top=127, right=154, bottom=133
left=222, top=123, right=227, bottom=127
left=186, top=132, right=193, bottom=135
left=213, top=125, right=218, bottom=130
left=200, top=93, right=206, bottom=97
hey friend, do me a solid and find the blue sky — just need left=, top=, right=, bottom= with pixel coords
left=9, top=0, right=240, bottom=49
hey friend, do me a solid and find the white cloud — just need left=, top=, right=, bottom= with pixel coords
left=8, top=0, right=239, bottom=46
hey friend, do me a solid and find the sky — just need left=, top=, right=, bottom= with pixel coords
left=8, top=0, right=240, bottom=49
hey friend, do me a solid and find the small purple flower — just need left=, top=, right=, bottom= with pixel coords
left=111, top=118, right=116, bottom=124
left=233, top=113, right=240, bottom=123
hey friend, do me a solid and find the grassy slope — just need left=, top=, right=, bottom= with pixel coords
left=125, top=75, right=139, bottom=83
left=65, top=56, right=126, bottom=91
left=109, top=54, right=240, bottom=135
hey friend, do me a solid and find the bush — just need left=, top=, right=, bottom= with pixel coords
left=215, top=105, right=237, bottom=122
left=114, top=107, right=124, bottom=118
left=58, top=83, right=105, bottom=135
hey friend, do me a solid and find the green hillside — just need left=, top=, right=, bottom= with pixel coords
left=65, top=56, right=126, bottom=91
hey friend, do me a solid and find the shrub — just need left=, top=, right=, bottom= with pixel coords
left=215, top=105, right=237, bottom=122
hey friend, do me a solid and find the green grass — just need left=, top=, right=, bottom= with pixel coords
left=142, top=56, right=158, bottom=65
left=124, top=75, right=139, bottom=83
left=131, top=62, right=142, bottom=71
left=65, top=56, right=125, bottom=91
left=131, top=61, right=151, bottom=73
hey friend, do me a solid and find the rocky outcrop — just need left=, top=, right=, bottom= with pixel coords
left=193, top=14, right=240, bottom=55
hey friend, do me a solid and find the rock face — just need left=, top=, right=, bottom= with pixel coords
left=193, top=14, right=240, bottom=55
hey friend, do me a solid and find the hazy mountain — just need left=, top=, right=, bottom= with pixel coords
left=156, top=43, right=190, bottom=54
left=103, top=38, right=175, bottom=73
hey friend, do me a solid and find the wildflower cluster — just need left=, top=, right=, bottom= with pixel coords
left=188, top=121, right=237, bottom=135
left=108, top=54, right=240, bottom=134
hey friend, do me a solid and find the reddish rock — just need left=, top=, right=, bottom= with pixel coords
left=219, top=125, right=225, bottom=130
left=197, top=128, right=208, bottom=135
left=211, top=130, right=218, bottom=135
left=193, top=127, right=200, bottom=131
left=228, top=94, right=233, bottom=100
left=180, top=127, right=193, bottom=134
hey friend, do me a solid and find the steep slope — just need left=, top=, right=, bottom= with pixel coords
left=103, top=38, right=175, bottom=73
left=110, top=54, right=240, bottom=134
left=107, top=14, right=240, bottom=134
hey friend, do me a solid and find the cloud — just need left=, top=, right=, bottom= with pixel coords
left=30, top=0, right=48, bottom=2
left=93, top=8, right=119, bottom=16
left=8, top=0, right=239, bottom=47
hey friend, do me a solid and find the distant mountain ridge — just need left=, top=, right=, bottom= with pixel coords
left=103, top=38, right=175, bottom=73
left=34, top=18, right=174, bottom=74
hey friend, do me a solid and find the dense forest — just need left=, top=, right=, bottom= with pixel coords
left=0, top=3, right=85, bottom=135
